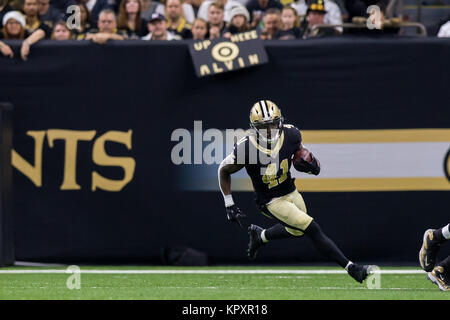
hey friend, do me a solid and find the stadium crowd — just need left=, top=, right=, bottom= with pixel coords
left=0, top=0, right=449, bottom=59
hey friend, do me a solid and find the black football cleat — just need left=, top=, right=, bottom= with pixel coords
left=427, top=266, right=450, bottom=291
left=419, top=229, right=440, bottom=272
left=247, top=224, right=265, bottom=260
left=347, top=263, right=372, bottom=283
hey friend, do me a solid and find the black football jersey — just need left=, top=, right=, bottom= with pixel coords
left=233, top=124, right=302, bottom=206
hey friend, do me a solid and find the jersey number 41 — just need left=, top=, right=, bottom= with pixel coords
left=262, top=158, right=289, bottom=189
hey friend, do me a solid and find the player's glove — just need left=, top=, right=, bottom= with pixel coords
left=226, top=204, right=246, bottom=229
left=294, top=153, right=321, bottom=175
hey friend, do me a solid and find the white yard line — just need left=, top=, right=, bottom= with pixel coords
left=0, top=269, right=425, bottom=274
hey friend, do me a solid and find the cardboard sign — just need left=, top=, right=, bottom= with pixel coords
left=188, top=30, right=269, bottom=77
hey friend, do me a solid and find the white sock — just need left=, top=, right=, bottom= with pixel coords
left=345, top=261, right=353, bottom=271
left=442, top=224, right=450, bottom=240
left=261, top=230, right=269, bottom=243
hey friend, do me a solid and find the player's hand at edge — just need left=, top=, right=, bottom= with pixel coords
left=225, top=204, right=246, bottom=229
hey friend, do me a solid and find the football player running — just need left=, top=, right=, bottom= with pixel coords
left=419, top=223, right=450, bottom=291
left=218, top=100, right=373, bottom=283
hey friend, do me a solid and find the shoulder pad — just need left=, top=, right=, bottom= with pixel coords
left=283, top=124, right=300, bottom=130
left=283, top=124, right=302, bottom=145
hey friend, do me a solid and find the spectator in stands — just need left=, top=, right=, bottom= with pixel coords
left=23, top=0, right=43, bottom=33
left=117, top=0, right=145, bottom=38
left=14, top=20, right=73, bottom=61
left=291, top=0, right=342, bottom=26
left=0, top=11, right=50, bottom=60
left=191, top=17, right=207, bottom=39
left=275, top=5, right=301, bottom=39
left=198, top=0, right=242, bottom=23
left=437, top=19, right=450, bottom=37
left=259, top=7, right=280, bottom=39
left=0, top=0, right=13, bottom=28
left=51, top=19, right=73, bottom=39
left=38, top=0, right=63, bottom=29
left=166, top=0, right=192, bottom=39
left=16, top=1, right=52, bottom=35
left=246, top=0, right=282, bottom=28
left=0, top=10, right=25, bottom=43
left=78, top=0, right=110, bottom=28
left=142, top=12, right=180, bottom=39
left=300, top=0, right=340, bottom=38
left=207, top=1, right=226, bottom=39
left=17, top=18, right=72, bottom=56
left=69, top=3, right=93, bottom=38
left=160, top=0, right=195, bottom=24
left=223, top=5, right=251, bottom=37
left=85, top=9, right=126, bottom=43
left=141, top=0, right=165, bottom=22
left=0, top=10, right=21, bottom=58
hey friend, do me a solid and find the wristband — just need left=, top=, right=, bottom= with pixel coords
left=224, top=194, right=234, bottom=207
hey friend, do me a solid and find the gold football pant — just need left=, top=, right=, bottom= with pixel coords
left=264, top=190, right=313, bottom=236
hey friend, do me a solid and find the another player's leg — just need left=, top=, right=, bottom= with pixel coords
left=428, top=255, right=450, bottom=291
left=419, top=223, right=450, bottom=272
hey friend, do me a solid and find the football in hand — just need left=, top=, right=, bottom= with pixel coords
left=293, top=147, right=312, bottom=164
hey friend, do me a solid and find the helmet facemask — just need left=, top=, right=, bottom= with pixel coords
left=250, top=116, right=284, bottom=145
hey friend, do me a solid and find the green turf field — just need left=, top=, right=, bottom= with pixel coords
left=0, top=266, right=447, bottom=300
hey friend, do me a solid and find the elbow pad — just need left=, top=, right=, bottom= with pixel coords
left=294, top=153, right=321, bottom=175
